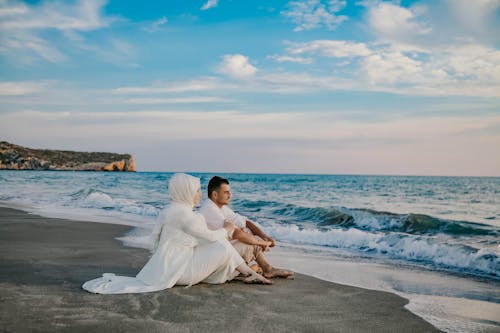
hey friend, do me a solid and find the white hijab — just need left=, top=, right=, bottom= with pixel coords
left=149, top=173, right=200, bottom=252
left=168, top=173, right=200, bottom=208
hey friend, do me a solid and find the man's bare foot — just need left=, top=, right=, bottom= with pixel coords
left=243, top=274, right=273, bottom=285
left=263, top=268, right=294, bottom=279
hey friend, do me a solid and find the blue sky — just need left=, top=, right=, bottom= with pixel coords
left=1, top=0, right=499, bottom=176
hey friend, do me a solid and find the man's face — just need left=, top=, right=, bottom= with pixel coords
left=213, top=183, right=231, bottom=207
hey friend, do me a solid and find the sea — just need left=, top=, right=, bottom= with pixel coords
left=1, top=171, right=499, bottom=332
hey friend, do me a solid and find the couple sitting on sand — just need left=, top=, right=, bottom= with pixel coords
left=83, top=173, right=293, bottom=294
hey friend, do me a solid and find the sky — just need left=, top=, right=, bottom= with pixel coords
left=0, top=0, right=499, bottom=176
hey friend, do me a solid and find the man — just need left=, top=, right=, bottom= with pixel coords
left=200, top=176, right=294, bottom=279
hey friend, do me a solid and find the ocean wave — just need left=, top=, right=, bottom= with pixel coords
left=72, top=188, right=160, bottom=217
left=272, top=205, right=355, bottom=227
left=265, top=224, right=500, bottom=278
left=349, top=208, right=499, bottom=237
left=235, top=199, right=281, bottom=209
left=267, top=203, right=498, bottom=237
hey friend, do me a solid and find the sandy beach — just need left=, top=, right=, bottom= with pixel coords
left=0, top=207, right=441, bottom=332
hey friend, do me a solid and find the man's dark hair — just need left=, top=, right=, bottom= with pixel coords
left=207, top=176, right=230, bottom=199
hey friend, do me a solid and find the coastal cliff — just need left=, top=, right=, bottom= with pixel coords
left=0, top=141, right=135, bottom=172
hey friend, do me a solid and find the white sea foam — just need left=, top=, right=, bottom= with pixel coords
left=81, top=192, right=115, bottom=208
left=347, top=209, right=402, bottom=230
left=80, top=191, right=159, bottom=217
left=115, top=226, right=154, bottom=251
left=265, top=224, right=500, bottom=277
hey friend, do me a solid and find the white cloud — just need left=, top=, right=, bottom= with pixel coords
left=201, top=0, right=218, bottom=11
left=0, top=81, right=50, bottom=95
left=270, top=40, right=431, bottom=89
left=142, top=16, right=168, bottom=32
left=156, top=16, right=168, bottom=25
left=442, top=0, right=500, bottom=45
left=0, top=32, right=68, bottom=63
left=282, top=0, right=347, bottom=31
left=115, top=36, right=500, bottom=97
left=360, top=51, right=424, bottom=84
left=0, top=0, right=115, bottom=63
left=125, top=97, right=227, bottom=104
left=287, top=40, right=372, bottom=57
left=368, top=2, right=431, bottom=41
left=268, top=54, right=313, bottom=64
left=0, top=0, right=112, bottom=31
left=354, top=0, right=382, bottom=7
left=0, top=2, right=27, bottom=16
left=270, top=0, right=500, bottom=98
left=257, top=72, right=355, bottom=93
left=355, top=44, right=500, bottom=95
left=115, top=42, right=500, bottom=97
left=447, top=0, right=500, bottom=32
left=61, top=35, right=137, bottom=68
left=442, top=44, right=500, bottom=81
left=112, top=78, right=230, bottom=94
left=217, top=54, right=257, bottom=79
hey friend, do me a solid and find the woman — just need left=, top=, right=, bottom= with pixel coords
left=83, top=173, right=271, bottom=294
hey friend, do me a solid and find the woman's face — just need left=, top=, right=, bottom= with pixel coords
left=193, top=187, right=202, bottom=205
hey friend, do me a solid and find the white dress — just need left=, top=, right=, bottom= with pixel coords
left=82, top=202, right=244, bottom=294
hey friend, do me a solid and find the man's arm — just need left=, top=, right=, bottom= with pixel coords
left=232, top=227, right=271, bottom=251
left=245, top=220, right=276, bottom=247
left=222, top=205, right=275, bottom=248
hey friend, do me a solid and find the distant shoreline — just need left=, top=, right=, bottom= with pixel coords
left=5, top=169, right=492, bottom=178
left=0, top=141, right=135, bottom=172
left=0, top=169, right=135, bottom=172
left=2, top=166, right=499, bottom=177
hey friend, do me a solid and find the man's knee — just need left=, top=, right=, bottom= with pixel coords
left=232, top=228, right=247, bottom=240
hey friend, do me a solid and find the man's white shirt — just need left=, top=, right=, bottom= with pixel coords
left=199, top=199, right=247, bottom=232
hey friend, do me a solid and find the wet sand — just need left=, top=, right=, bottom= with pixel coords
left=0, top=207, right=441, bottom=332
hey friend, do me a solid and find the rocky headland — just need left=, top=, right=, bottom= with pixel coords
left=0, top=141, right=135, bottom=171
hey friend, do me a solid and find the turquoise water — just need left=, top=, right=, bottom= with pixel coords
left=1, top=171, right=498, bottom=279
